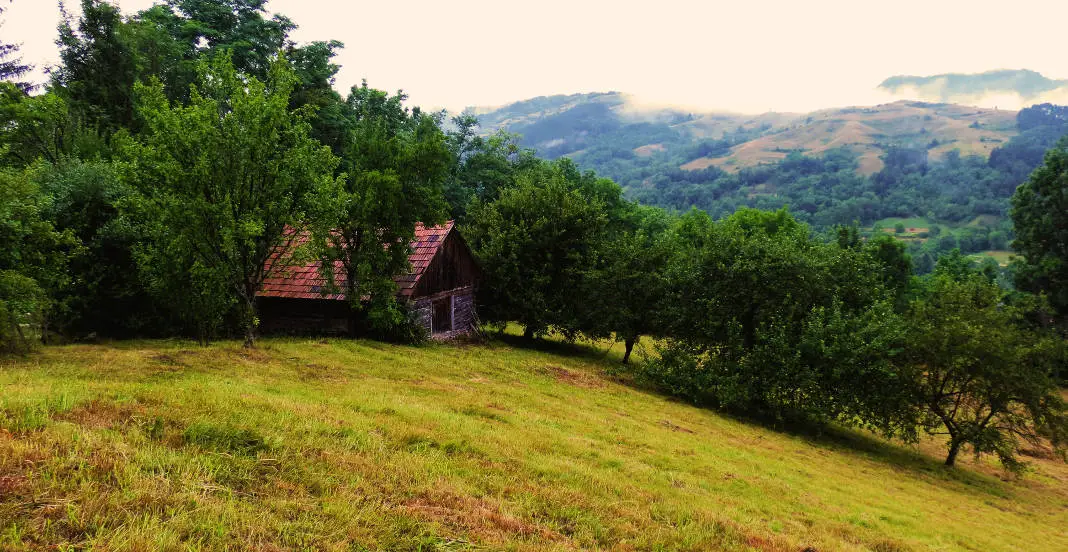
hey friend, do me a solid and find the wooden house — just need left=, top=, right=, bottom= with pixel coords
left=257, top=221, right=479, bottom=337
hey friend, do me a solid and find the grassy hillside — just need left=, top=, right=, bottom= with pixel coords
left=1, top=336, right=1066, bottom=551
left=690, top=102, right=1017, bottom=176
left=468, top=93, right=1019, bottom=177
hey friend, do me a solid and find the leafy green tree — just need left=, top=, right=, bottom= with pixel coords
left=0, top=165, right=76, bottom=352
left=0, top=83, right=108, bottom=167
left=645, top=208, right=908, bottom=426
left=466, top=163, right=607, bottom=339
left=39, top=159, right=171, bottom=338
left=1011, top=137, right=1068, bottom=319
left=127, top=55, right=339, bottom=346
left=583, top=205, right=673, bottom=363
left=864, top=233, right=912, bottom=301
left=311, top=82, right=450, bottom=334
left=903, top=274, right=1068, bottom=469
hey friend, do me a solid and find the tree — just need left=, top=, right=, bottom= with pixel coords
left=1011, top=136, right=1068, bottom=320
left=127, top=55, right=339, bottom=346
left=0, top=1, right=33, bottom=93
left=54, top=0, right=139, bottom=131
left=39, top=159, right=171, bottom=338
left=644, top=208, right=909, bottom=427
left=903, top=274, right=1068, bottom=469
left=0, top=165, right=76, bottom=352
left=583, top=205, right=672, bottom=363
left=466, top=163, right=607, bottom=339
left=311, top=82, right=450, bottom=335
left=444, top=120, right=539, bottom=221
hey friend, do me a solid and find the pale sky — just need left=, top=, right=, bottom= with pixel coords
left=5, top=0, right=1068, bottom=113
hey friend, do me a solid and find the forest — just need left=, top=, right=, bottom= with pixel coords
left=1, top=0, right=1067, bottom=470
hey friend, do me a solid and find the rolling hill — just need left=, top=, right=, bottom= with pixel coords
left=467, top=93, right=1019, bottom=177
left=1, top=336, right=1066, bottom=550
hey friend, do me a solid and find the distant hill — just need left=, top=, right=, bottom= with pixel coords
left=879, top=69, right=1068, bottom=105
left=689, top=101, right=1017, bottom=176
left=466, top=93, right=1018, bottom=177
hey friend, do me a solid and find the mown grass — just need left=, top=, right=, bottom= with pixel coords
left=0, top=334, right=1065, bottom=551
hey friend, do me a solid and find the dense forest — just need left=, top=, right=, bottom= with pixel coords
left=1, top=0, right=1067, bottom=469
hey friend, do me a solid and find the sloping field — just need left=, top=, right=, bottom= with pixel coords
left=1, top=337, right=1065, bottom=551
left=683, top=101, right=1018, bottom=175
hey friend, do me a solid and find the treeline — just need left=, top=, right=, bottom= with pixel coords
left=1, top=0, right=1066, bottom=470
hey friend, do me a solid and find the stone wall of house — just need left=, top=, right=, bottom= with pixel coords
left=411, top=297, right=434, bottom=333
left=451, top=291, right=476, bottom=334
left=409, top=287, right=476, bottom=338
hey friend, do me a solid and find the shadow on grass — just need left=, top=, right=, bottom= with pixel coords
left=491, top=331, right=619, bottom=364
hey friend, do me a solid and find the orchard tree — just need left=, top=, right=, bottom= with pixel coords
left=466, top=163, right=607, bottom=339
left=128, top=55, right=339, bottom=346
left=584, top=205, right=673, bottom=363
left=311, top=83, right=450, bottom=334
left=904, top=274, right=1068, bottom=469
left=1011, top=137, right=1068, bottom=319
left=644, top=208, right=909, bottom=426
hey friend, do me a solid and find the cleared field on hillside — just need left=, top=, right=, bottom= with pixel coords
left=1, top=336, right=1065, bottom=551
left=682, top=101, right=1018, bottom=176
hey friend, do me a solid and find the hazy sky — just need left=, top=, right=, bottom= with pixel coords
left=5, top=0, right=1068, bottom=113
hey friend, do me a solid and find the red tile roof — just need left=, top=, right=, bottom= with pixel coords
left=259, top=221, right=455, bottom=301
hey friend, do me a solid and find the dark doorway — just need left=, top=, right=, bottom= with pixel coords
left=432, top=298, right=452, bottom=333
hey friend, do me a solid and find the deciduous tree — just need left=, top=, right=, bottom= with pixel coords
left=128, top=54, right=339, bottom=346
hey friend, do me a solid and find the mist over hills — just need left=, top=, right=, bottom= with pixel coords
left=879, top=69, right=1068, bottom=106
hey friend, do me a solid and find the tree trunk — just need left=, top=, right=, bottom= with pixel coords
left=523, top=325, right=535, bottom=340
left=243, top=323, right=256, bottom=349
left=242, top=292, right=258, bottom=349
left=945, top=438, right=963, bottom=467
left=622, top=335, right=638, bottom=364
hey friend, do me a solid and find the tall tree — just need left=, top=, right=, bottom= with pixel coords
left=1011, top=136, right=1068, bottom=320
left=127, top=55, right=339, bottom=346
left=310, top=83, right=449, bottom=335
left=54, top=0, right=138, bottom=131
left=444, top=119, right=539, bottom=221
left=0, top=1, right=33, bottom=93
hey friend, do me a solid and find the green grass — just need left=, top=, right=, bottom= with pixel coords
left=1, top=335, right=1065, bottom=551
left=974, top=250, right=1015, bottom=266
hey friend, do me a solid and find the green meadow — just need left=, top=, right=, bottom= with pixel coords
left=1, top=336, right=1065, bottom=551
